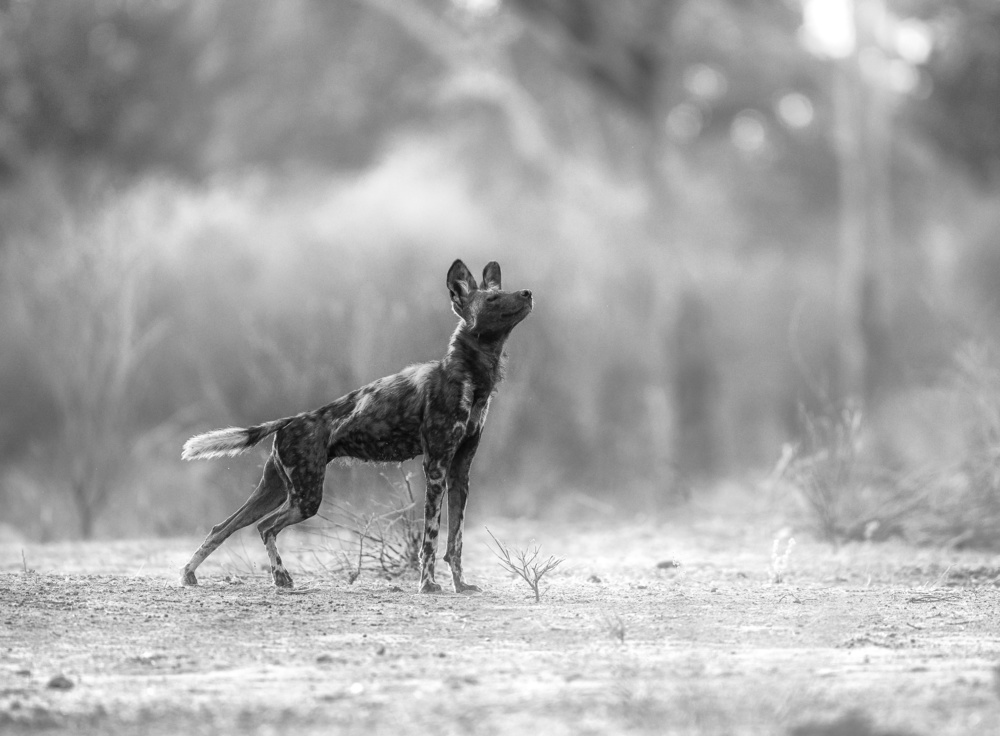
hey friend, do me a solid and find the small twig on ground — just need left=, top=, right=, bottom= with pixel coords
left=907, top=592, right=961, bottom=604
left=348, top=513, right=376, bottom=584
left=275, top=584, right=319, bottom=595
left=486, top=527, right=563, bottom=602
left=223, top=541, right=257, bottom=579
left=382, top=466, right=416, bottom=506
left=769, top=537, right=796, bottom=584
left=931, top=565, right=954, bottom=589
left=776, top=591, right=803, bottom=604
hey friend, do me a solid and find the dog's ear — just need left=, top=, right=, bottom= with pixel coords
left=481, top=261, right=501, bottom=291
left=447, top=259, right=478, bottom=310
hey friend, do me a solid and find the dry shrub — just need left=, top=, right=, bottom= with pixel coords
left=315, top=467, right=422, bottom=581
left=781, top=343, right=1000, bottom=549
left=777, top=405, right=916, bottom=544
left=486, top=527, right=564, bottom=602
left=911, top=343, right=1000, bottom=547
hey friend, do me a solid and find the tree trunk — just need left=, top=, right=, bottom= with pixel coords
left=832, top=0, right=893, bottom=406
left=672, top=290, right=719, bottom=480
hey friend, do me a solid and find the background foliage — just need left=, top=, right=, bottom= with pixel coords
left=2, top=0, right=1000, bottom=543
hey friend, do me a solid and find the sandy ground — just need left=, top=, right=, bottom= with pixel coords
left=2, top=514, right=1000, bottom=735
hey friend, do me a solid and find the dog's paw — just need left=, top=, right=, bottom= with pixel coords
left=455, top=581, right=482, bottom=594
left=420, top=580, right=443, bottom=594
left=180, top=569, right=198, bottom=586
left=272, top=568, right=294, bottom=588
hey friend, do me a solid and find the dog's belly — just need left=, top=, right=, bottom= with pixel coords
left=330, top=425, right=423, bottom=463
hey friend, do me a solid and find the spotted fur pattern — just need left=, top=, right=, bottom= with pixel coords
left=180, top=260, right=532, bottom=593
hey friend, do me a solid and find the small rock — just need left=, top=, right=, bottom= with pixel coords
left=656, top=560, right=681, bottom=569
left=316, top=653, right=334, bottom=664
left=587, top=575, right=602, bottom=583
left=47, top=674, right=74, bottom=690
left=375, top=644, right=386, bottom=656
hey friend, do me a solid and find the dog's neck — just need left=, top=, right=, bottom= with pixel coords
left=444, top=321, right=509, bottom=397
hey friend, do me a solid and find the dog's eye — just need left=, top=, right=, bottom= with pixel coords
left=486, top=293, right=500, bottom=302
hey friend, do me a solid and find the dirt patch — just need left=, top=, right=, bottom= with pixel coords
left=2, top=518, right=1000, bottom=735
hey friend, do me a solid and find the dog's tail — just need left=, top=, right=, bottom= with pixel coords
left=181, top=416, right=296, bottom=460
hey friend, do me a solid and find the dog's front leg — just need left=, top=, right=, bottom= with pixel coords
left=419, top=455, right=448, bottom=593
left=444, top=431, right=482, bottom=593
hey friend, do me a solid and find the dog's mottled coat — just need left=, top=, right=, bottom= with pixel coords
left=180, top=260, right=532, bottom=593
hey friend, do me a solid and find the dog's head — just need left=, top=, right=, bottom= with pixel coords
left=447, top=260, right=532, bottom=338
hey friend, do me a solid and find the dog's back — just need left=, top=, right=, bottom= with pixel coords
left=319, top=362, right=436, bottom=463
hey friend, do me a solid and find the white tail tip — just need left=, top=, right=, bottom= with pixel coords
left=182, top=427, right=251, bottom=460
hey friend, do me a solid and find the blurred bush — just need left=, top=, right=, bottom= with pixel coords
left=776, top=343, right=1000, bottom=549
left=2, top=0, right=1000, bottom=544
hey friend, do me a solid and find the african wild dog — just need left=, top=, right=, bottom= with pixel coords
left=180, top=260, right=532, bottom=593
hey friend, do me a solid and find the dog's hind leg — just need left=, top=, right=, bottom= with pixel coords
left=256, top=500, right=308, bottom=588
left=181, top=453, right=287, bottom=586
left=255, top=447, right=326, bottom=588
